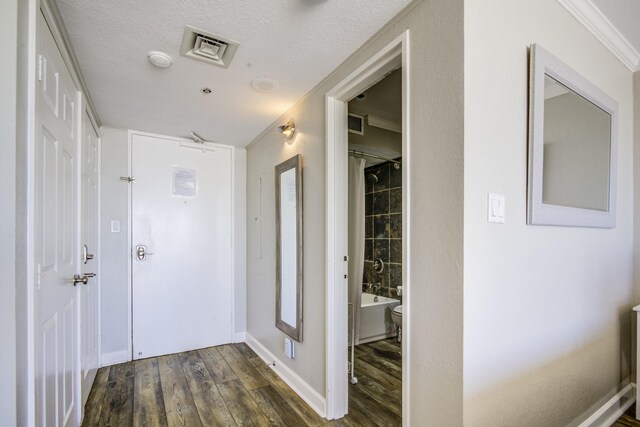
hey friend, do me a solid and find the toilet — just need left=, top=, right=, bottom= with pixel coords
left=391, top=305, right=402, bottom=342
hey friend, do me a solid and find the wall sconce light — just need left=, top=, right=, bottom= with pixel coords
left=278, top=121, right=296, bottom=141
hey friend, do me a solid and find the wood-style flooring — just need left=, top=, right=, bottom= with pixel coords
left=349, top=339, right=402, bottom=426
left=614, top=405, right=640, bottom=427
left=82, top=339, right=402, bottom=426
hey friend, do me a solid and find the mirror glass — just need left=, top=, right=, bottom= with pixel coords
left=279, top=168, right=297, bottom=327
left=542, top=75, right=611, bottom=211
left=275, top=155, right=303, bottom=341
left=527, top=44, right=617, bottom=228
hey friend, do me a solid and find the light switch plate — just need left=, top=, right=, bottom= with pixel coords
left=488, top=193, right=505, bottom=223
left=110, top=220, right=121, bottom=233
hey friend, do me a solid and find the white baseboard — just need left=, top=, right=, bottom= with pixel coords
left=578, top=383, right=635, bottom=427
left=234, top=332, right=247, bottom=343
left=100, top=350, right=131, bottom=367
left=357, top=333, right=397, bottom=345
left=245, top=333, right=326, bottom=418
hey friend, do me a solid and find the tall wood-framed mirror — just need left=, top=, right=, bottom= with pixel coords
left=275, top=155, right=303, bottom=341
left=527, top=44, right=618, bottom=228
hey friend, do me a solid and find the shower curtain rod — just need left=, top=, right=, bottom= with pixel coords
left=348, top=150, right=401, bottom=165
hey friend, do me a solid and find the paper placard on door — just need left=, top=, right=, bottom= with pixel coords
left=171, top=166, right=197, bottom=197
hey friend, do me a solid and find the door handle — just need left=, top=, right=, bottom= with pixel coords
left=73, top=273, right=96, bottom=286
left=82, top=244, right=94, bottom=264
left=136, top=245, right=154, bottom=261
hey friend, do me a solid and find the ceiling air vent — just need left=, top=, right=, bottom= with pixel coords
left=348, top=113, right=364, bottom=135
left=180, top=26, right=239, bottom=68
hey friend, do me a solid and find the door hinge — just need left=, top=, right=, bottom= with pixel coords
left=344, top=255, right=349, bottom=261
left=120, top=176, right=135, bottom=183
left=37, top=55, right=43, bottom=81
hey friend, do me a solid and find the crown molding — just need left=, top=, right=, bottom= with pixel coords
left=558, top=0, right=640, bottom=72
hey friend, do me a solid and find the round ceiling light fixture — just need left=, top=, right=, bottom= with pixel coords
left=250, top=77, right=279, bottom=93
left=148, top=51, right=173, bottom=68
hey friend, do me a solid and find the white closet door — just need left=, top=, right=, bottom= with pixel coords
left=35, top=11, right=80, bottom=427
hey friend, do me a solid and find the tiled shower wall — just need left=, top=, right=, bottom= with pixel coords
left=363, top=159, right=402, bottom=300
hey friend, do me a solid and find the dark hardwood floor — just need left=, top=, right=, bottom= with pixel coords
left=82, top=339, right=402, bottom=426
left=614, top=405, right=640, bottom=427
left=350, top=339, right=402, bottom=425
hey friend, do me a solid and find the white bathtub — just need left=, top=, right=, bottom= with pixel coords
left=358, top=292, right=401, bottom=344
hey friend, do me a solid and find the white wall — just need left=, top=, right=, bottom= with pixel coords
left=99, top=127, right=131, bottom=363
left=15, top=0, right=35, bottom=424
left=246, top=0, right=464, bottom=423
left=464, top=1, right=635, bottom=426
left=0, top=0, right=18, bottom=425
left=100, top=127, right=248, bottom=363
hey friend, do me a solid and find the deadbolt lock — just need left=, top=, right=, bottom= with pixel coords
left=135, top=245, right=154, bottom=261
left=82, top=244, right=94, bottom=264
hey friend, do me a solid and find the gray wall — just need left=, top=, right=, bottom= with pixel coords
left=0, top=0, right=18, bottom=425
left=246, top=0, right=464, bottom=423
left=464, top=0, right=635, bottom=425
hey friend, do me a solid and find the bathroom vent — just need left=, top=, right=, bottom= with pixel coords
left=348, top=113, right=364, bottom=135
left=180, top=26, right=239, bottom=68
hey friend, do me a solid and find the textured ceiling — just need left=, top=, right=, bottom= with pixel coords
left=54, top=0, right=412, bottom=146
left=591, top=0, right=640, bottom=54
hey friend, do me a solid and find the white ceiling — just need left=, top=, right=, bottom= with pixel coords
left=53, top=0, right=412, bottom=146
left=559, top=0, right=640, bottom=71
left=591, top=0, right=640, bottom=54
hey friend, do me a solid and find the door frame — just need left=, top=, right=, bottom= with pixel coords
left=127, top=130, right=238, bottom=359
left=325, top=30, right=411, bottom=421
left=78, top=107, right=102, bottom=410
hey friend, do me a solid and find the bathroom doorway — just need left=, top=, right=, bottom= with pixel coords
left=346, top=67, right=403, bottom=424
left=325, top=32, right=409, bottom=422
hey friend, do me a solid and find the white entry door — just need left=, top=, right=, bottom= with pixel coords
left=131, top=133, right=233, bottom=359
left=35, top=12, right=80, bottom=427
left=79, top=111, right=100, bottom=409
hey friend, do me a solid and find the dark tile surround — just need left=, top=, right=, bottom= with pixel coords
left=363, top=159, right=402, bottom=300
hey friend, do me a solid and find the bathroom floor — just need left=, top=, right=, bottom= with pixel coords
left=348, top=338, right=402, bottom=426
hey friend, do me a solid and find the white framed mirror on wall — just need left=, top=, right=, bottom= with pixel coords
left=275, top=154, right=303, bottom=341
left=527, top=43, right=618, bottom=228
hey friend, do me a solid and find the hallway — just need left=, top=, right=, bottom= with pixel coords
left=83, top=343, right=325, bottom=426
left=83, top=340, right=402, bottom=426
